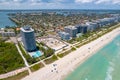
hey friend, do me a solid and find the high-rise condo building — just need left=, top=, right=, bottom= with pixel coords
left=64, top=25, right=77, bottom=38
left=20, top=26, right=37, bottom=52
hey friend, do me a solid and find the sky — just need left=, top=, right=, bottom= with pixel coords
left=0, top=0, right=120, bottom=10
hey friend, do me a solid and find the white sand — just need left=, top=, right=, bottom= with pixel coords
left=22, top=27, right=120, bottom=80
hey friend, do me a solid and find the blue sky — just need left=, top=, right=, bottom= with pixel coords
left=0, top=0, right=120, bottom=9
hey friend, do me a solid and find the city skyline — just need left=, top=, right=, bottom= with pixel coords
left=0, top=0, right=120, bottom=10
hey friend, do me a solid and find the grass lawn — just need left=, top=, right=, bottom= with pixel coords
left=57, top=49, right=73, bottom=58
left=30, top=63, right=44, bottom=72
left=0, top=42, right=24, bottom=74
left=44, top=55, right=58, bottom=64
left=18, top=42, right=38, bottom=65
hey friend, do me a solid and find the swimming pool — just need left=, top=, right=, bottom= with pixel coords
left=32, top=51, right=43, bottom=58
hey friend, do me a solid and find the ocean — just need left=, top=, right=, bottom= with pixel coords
left=65, top=34, right=120, bottom=80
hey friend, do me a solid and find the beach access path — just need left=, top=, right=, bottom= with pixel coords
left=22, top=27, right=120, bottom=80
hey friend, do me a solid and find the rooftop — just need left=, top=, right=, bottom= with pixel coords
left=80, top=24, right=88, bottom=27
left=65, top=25, right=77, bottom=29
left=86, top=22, right=97, bottom=25
left=60, top=31, right=69, bottom=34
left=20, top=26, right=34, bottom=32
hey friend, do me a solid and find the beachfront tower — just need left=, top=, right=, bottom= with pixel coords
left=20, top=26, right=37, bottom=52
left=64, top=25, right=77, bottom=38
left=80, top=24, right=88, bottom=34
left=58, top=31, right=70, bottom=40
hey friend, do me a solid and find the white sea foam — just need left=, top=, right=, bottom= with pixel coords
left=109, top=62, right=114, bottom=67
left=105, top=65, right=114, bottom=80
left=118, top=52, right=120, bottom=57
left=116, top=42, right=120, bottom=46
left=85, top=78, right=88, bottom=80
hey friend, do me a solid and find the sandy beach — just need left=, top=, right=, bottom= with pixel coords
left=22, top=27, right=120, bottom=80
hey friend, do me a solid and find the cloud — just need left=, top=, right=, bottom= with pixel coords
left=95, top=0, right=110, bottom=4
left=75, top=0, right=120, bottom=5
left=0, top=0, right=120, bottom=9
left=112, top=0, right=120, bottom=4
left=0, top=0, right=120, bottom=4
left=95, top=0, right=120, bottom=4
left=75, top=0, right=94, bottom=3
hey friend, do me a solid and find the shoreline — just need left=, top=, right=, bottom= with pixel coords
left=22, top=27, right=120, bottom=80
left=62, top=29, right=120, bottom=80
left=8, top=17, right=19, bottom=25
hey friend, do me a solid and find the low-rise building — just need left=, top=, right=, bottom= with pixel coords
left=0, top=31, right=15, bottom=37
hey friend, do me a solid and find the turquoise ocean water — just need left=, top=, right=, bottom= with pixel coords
left=65, top=34, right=120, bottom=80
